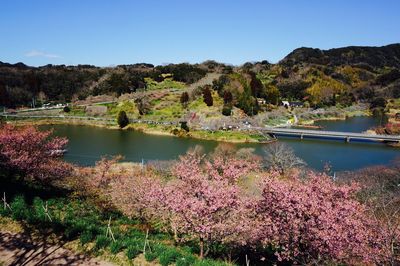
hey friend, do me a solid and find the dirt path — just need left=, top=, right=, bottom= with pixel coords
left=0, top=231, right=114, bottom=266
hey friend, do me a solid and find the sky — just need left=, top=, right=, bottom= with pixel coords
left=1, top=0, right=399, bottom=67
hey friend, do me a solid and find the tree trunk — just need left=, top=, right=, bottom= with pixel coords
left=199, top=237, right=204, bottom=259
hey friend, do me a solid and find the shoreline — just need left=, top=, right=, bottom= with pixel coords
left=296, top=109, right=372, bottom=127
left=7, top=117, right=272, bottom=144
left=4, top=108, right=383, bottom=144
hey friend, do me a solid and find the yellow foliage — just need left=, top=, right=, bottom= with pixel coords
left=338, top=66, right=369, bottom=88
left=306, top=70, right=348, bottom=104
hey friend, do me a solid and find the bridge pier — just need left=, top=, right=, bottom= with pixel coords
left=300, top=133, right=304, bottom=140
left=345, top=136, right=350, bottom=143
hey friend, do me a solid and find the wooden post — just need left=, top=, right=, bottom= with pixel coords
left=2, top=192, right=11, bottom=210
left=246, top=254, right=250, bottom=266
left=42, top=201, right=52, bottom=222
left=106, top=216, right=116, bottom=242
left=143, top=228, right=151, bottom=254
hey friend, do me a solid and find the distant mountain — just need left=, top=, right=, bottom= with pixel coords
left=280, top=44, right=400, bottom=69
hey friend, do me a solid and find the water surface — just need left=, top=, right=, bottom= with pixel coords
left=41, top=116, right=399, bottom=172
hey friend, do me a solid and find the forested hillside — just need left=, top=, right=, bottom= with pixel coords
left=1, top=44, right=399, bottom=111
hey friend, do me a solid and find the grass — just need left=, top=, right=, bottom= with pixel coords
left=190, top=130, right=265, bottom=143
left=145, top=77, right=186, bottom=90
left=66, top=106, right=87, bottom=116
left=0, top=176, right=235, bottom=266
left=105, top=101, right=139, bottom=118
left=148, top=102, right=184, bottom=120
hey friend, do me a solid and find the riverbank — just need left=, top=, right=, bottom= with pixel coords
left=295, top=106, right=372, bottom=127
left=6, top=117, right=271, bottom=144
left=125, top=123, right=272, bottom=143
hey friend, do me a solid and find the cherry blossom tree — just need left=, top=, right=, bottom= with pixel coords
left=252, top=171, right=387, bottom=264
left=0, top=124, right=71, bottom=181
left=110, top=166, right=161, bottom=223
left=340, top=163, right=400, bottom=265
left=77, top=145, right=394, bottom=264
left=158, top=150, right=258, bottom=258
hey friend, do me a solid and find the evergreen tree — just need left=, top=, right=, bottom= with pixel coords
left=180, top=91, right=189, bottom=107
left=222, top=104, right=232, bottom=116
left=223, top=91, right=233, bottom=104
left=202, top=86, right=213, bottom=106
left=117, top=110, right=129, bottom=128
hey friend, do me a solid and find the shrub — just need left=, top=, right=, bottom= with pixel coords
left=159, top=247, right=182, bottom=266
left=80, top=230, right=94, bottom=245
left=10, top=195, right=29, bottom=221
left=63, top=106, right=71, bottom=112
left=0, top=204, right=12, bottom=216
left=145, top=251, right=158, bottom=262
left=94, top=235, right=111, bottom=251
left=117, top=110, right=129, bottom=128
left=222, top=104, right=232, bottom=116
left=64, top=219, right=89, bottom=240
left=180, top=121, right=189, bottom=132
left=126, top=245, right=141, bottom=260
left=110, top=241, right=124, bottom=254
left=176, top=254, right=197, bottom=266
left=153, top=243, right=169, bottom=256
left=31, top=197, right=47, bottom=223
left=193, top=259, right=229, bottom=266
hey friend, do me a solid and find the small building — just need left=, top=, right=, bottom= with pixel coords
left=281, top=100, right=303, bottom=108
left=282, top=101, right=290, bottom=108
left=395, top=113, right=400, bottom=121
left=257, top=98, right=266, bottom=105
left=290, top=101, right=304, bottom=108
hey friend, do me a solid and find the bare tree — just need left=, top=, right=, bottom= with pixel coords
left=262, top=142, right=306, bottom=174
left=134, top=93, right=151, bottom=115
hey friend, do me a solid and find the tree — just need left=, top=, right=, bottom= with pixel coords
left=340, top=163, right=400, bottom=264
left=180, top=121, right=189, bottom=132
left=0, top=125, right=71, bottom=182
left=110, top=166, right=161, bottom=223
left=223, top=91, right=233, bottom=104
left=237, top=92, right=258, bottom=116
left=262, top=142, right=306, bottom=174
left=202, top=86, right=213, bottom=106
left=252, top=172, right=387, bottom=264
left=180, top=91, right=189, bottom=107
left=157, top=151, right=258, bottom=258
left=117, top=110, right=129, bottom=128
left=264, top=84, right=280, bottom=105
left=134, top=94, right=151, bottom=115
left=370, top=97, right=387, bottom=109
left=63, top=106, right=71, bottom=112
left=222, top=104, right=232, bottom=116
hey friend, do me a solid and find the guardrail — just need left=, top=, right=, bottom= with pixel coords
left=259, top=127, right=400, bottom=143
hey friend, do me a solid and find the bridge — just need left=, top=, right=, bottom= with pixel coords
left=258, top=127, right=400, bottom=143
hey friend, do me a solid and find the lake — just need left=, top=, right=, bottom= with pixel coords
left=41, top=116, right=399, bottom=172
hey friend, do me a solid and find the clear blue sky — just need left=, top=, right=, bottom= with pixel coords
left=1, top=0, right=399, bottom=66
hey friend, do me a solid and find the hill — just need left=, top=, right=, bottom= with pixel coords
left=1, top=44, right=399, bottom=112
